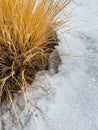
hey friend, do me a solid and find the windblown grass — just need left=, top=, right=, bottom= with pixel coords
left=0, top=0, right=71, bottom=103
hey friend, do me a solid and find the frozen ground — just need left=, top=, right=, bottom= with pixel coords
left=1, top=0, right=98, bottom=130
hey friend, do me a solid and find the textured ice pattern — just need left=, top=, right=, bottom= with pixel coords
left=0, top=0, right=98, bottom=130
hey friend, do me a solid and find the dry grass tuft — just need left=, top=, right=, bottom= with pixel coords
left=0, top=0, right=71, bottom=103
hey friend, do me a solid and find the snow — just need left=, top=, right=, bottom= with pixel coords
left=1, top=0, right=98, bottom=130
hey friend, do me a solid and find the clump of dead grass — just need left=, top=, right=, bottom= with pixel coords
left=0, top=0, right=71, bottom=103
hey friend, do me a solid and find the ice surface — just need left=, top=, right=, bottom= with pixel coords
left=0, top=0, right=98, bottom=130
